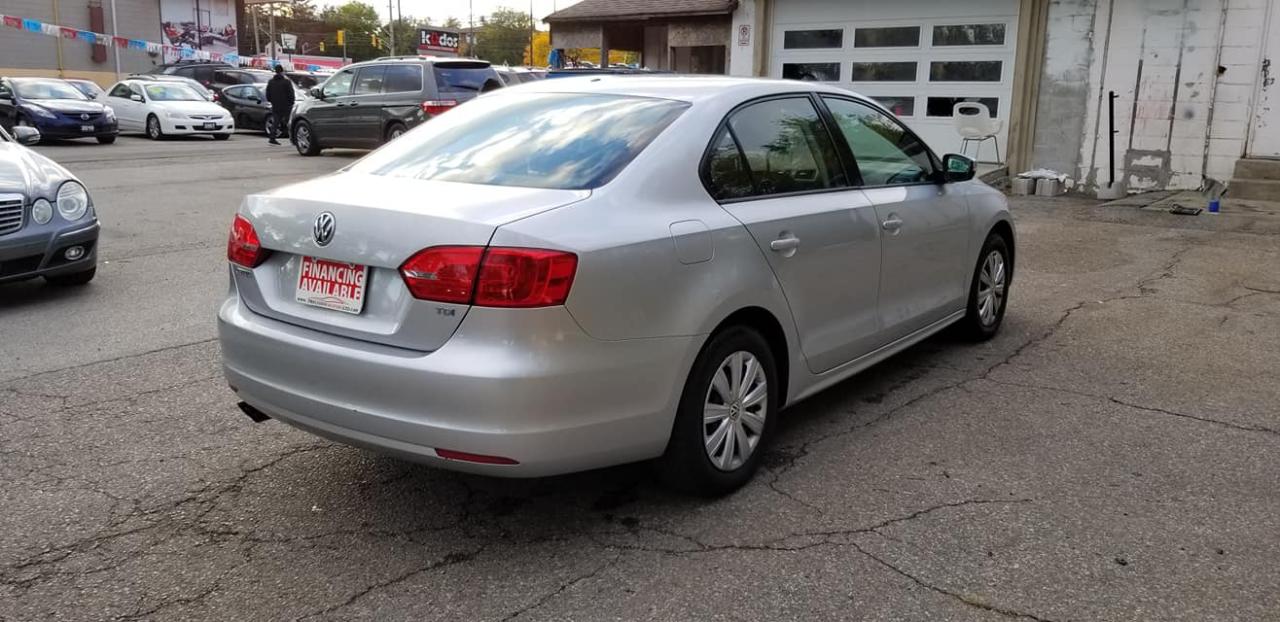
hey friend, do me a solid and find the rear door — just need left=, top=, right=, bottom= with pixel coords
left=309, top=67, right=356, bottom=145
left=379, top=64, right=427, bottom=131
left=821, top=96, right=970, bottom=342
left=710, top=96, right=883, bottom=374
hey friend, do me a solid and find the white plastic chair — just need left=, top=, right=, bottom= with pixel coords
left=953, top=102, right=1003, bottom=163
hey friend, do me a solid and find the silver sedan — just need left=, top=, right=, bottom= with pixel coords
left=218, top=77, right=1014, bottom=496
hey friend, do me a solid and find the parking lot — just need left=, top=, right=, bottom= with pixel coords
left=2, top=133, right=1278, bottom=620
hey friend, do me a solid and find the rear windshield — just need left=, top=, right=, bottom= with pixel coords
left=433, top=64, right=499, bottom=93
left=350, top=93, right=688, bottom=190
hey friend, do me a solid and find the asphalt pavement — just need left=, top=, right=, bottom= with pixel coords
left=1, top=133, right=1278, bottom=621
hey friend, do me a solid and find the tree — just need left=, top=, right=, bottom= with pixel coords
left=473, top=8, right=532, bottom=66
left=319, top=1, right=383, bottom=61
left=525, top=30, right=549, bottom=65
left=443, top=17, right=462, bottom=29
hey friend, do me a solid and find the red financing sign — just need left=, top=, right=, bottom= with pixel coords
left=418, top=29, right=460, bottom=54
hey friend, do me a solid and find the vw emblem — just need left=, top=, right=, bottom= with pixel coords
left=80, top=113, right=90, bottom=121
left=313, top=212, right=336, bottom=247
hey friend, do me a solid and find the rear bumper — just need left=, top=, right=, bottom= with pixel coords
left=0, top=219, right=98, bottom=283
left=218, top=292, right=701, bottom=477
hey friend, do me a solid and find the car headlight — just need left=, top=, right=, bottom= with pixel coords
left=32, top=198, right=53, bottom=224
left=24, top=105, right=57, bottom=119
left=56, top=181, right=90, bottom=221
left=103, top=107, right=116, bottom=120
left=166, top=111, right=186, bottom=119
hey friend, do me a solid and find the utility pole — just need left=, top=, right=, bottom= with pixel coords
left=252, top=5, right=261, bottom=56
left=469, top=0, right=474, bottom=57
left=269, top=6, right=276, bottom=62
left=194, top=0, right=202, bottom=50
left=387, top=0, right=395, bottom=55
left=109, top=0, right=121, bottom=79
left=529, top=0, right=534, bottom=66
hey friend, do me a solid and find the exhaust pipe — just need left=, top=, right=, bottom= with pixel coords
left=237, top=401, right=271, bottom=423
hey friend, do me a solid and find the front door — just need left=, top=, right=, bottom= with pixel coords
left=710, top=96, right=883, bottom=374
left=308, top=68, right=356, bottom=146
left=347, top=65, right=388, bottom=146
left=821, top=96, right=970, bottom=342
left=107, top=83, right=140, bottom=131
left=1248, top=3, right=1280, bottom=157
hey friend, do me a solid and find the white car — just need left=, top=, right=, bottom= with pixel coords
left=104, top=79, right=234, bottom=140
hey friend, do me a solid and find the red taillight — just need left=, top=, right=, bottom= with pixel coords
left=227, top=214, right=269, bottom=268
left=435, top=448, right=519, bottom=465
left=421, top=99, right=458, bottom=116
left=474, top=248, right=577, bottom=308
left=399, top=246, right=577, bottom=308
left=399, top=246, right=485, bottom=304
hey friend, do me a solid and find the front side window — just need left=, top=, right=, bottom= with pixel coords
left=382, top=65, right=423, bottom=93
left=322, top=69, right=355, bottom=98
left=349, top=93, right=688, bottom=190
left=108, top=83, right=133, bottom=98
left=353, top=66, right=387, bottom=94
left=724, top=97, right=844, bottom=196
left=823, top=97, right=933, bottom=186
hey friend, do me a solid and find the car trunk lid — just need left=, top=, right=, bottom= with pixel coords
left=234, top=172, right=588, bottom=351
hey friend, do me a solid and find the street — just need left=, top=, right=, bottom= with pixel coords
left=3, top=134, right=1279, bottom=621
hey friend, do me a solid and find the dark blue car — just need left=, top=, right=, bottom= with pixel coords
left=0, top=77, right=119, bottom=144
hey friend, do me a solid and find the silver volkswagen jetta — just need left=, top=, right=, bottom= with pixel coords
left=218, top=77, right=1014, bottom=496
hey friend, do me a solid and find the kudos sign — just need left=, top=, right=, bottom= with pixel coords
left=418, top=29, right=460, bottom=54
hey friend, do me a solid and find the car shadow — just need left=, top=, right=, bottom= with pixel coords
left=0, top=277, right=94, bottom=310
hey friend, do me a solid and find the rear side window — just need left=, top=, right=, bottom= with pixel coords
left=433, top=64, right=499, bottom=93
left=353, top=66, right=387, bottom=94
left=382, top=65, right=423, bottom=93
left=351, top=93, right=688, bottom=190
left=704, top=130, right=755, bottom=200
left=721, top=97, right=845, bottom=197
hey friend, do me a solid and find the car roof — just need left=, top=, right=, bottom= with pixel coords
left=508, top=75, right=868, bottom=105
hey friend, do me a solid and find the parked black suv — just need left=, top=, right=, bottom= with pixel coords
left=147, top=60, right=233, bottom=89
left=290, top=57, right=503, bottom=156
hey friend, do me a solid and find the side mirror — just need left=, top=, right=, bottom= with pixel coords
left=941, top=153, right=976, bottom=183
left=13, top=126, right=41, bottom=145
left=0, top=91, right=11, bottom=101
left=130, top=94, right=144, bottom=102
left=309, top=87, right=324, bottom=100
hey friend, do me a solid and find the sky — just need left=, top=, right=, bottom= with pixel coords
left=313, top=0, right=584, bottom=27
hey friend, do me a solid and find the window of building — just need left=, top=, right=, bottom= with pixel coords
left=782, top=62, right=841, bottom=82
left=925, top=97, right=999, bottom=117
left=932, top=24, right=1006, bottom=46
left=854, top=26, right=920, bottom=48
left=929, top=61, right=1002, bottom=82
left=783, top=29, right=843, bottom=49
left=849, top=62, right=917, bottom=82
left=870, top=96, right=915, bottom=117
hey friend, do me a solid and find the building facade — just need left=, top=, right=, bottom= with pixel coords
left=1, top=0, right=238, bottom=85
left=551, top=0, right=1279, bottom=193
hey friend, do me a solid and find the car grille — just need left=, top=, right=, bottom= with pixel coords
left=60, top=112, right=102, bottom=120
left=189, top=114, right=221, bottom=120
left=0, top=194, right=24, bottom=236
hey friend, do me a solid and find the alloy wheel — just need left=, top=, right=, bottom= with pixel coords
left=977, top=250, right=1006, bottom=327
left=147, top=117, right=160, bottom=139
left=703, top=351, right=768, bottom=471
left=295, top=124, right=310, bottom=150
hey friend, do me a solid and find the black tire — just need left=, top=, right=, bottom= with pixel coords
left=658, top=326, right=779, bottom=497
left=45, top=267, right=96, bottom=286
left=96, top=135, right=116, bottom=144
left=146, top=115, right=163, bottom=140
left=384, top=122, right=407, bottom=143
left=213, top=133, right=230, bottom=141
left=293, top=119, right=320, bottom=156
left=957, top=232, right=1012, bottom=341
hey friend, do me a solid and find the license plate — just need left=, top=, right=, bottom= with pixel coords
left=80, top=124, right=94, bottom=132
left=201, top=122, right=216, bottom=130
left=295, top=256, right=368, bottom=315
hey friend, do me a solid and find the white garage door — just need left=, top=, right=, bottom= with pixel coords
left=770, top=0, right=1019, bottom=162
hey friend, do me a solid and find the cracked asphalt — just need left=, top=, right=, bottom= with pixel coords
left=3, top=136, right=1279, bottom=621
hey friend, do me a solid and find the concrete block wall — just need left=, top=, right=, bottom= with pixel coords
left=0, top=0, right=164, bottom=84
left=1032, top=0, right=1268, bottom=192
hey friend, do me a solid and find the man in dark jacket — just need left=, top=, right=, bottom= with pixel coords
left=265, top=65, right=295, bottom=145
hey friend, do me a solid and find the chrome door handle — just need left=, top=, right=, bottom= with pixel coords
left=882, top=217, right=903, bottom=231
left=769, top=236, right=801, bottom=252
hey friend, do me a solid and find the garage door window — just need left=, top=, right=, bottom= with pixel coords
left=933, top=24, right=1006, bottom=46
left=926, top=97, right=999, bottom=117
left=784, top=29, right=843, bottom=49
left=822, top=97, right=933, bottom=187
left=850, top=62, right=916, bottom=82
left=929, top=61, right=1002, bottom=82
left=712, top=97, right=846, bottom=198
left=853, top=26, right=920, bottom=48
left=783, top=63, right=841, bottom=82
left=871, top=96, right=915, bottom=117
